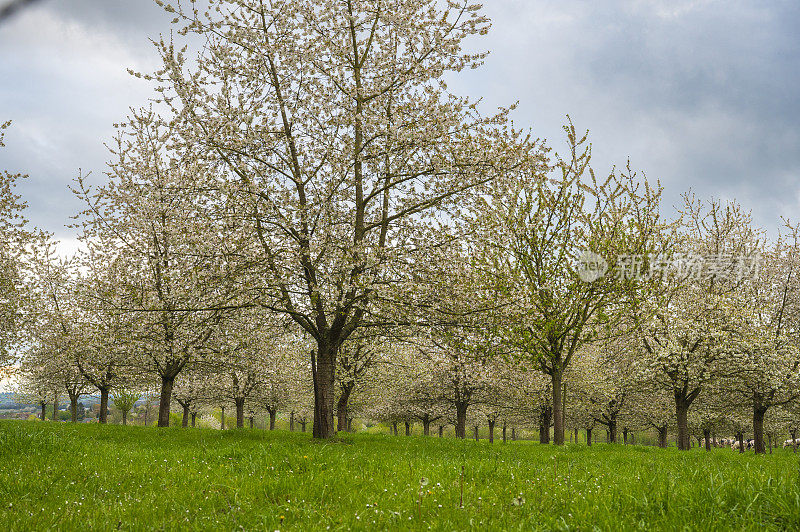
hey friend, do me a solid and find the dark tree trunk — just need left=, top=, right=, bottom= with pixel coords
left=586, top=428, right=592, bottom=446
left=422, top=415, right=431, bottom=436
left=608, top=417, right=617, bottom=443
left=674, top=394, right=691, bottom=450
left=575, top=428, right=579, bottom=444
left=704, top=429, right=711, bottom=451
left=336, top=384, right=352, bottom=432
left=623, top=429, right=628, bottom=445
left=455, top=401, right=468, bottom=439
left=312, top=342, right=336, bottom=439
left=792, top=430, right=798, bottom=453
left=511, top=427, right=516, bottom=441
left=562, top=381, right=567, bottom=435
left=737, top=431, right=745, bottom=454
left=182, top=404, right=190, bottom=428
left=249, top=416, right=254, bottom=429
left=405, top=421, right=411, bottom=436
left=122, top=411, right=128, bottom=426
left=551, top=370, right=564, bottom=445
left=290, top=411, right=295, bottom=432
left=488, top=419, right=495, bottom=443
left=69, top=395, right=78, bottom=423
left=438, top=425, right=444, bottom=438
left=98, top=387, right=110, bottom=424
left=221, top=406, right=225, bottom=430
left=539, top=404, right=552, bottom=444
left=474, top=426, right=479, bottom=441
left=268, top=408, right=276, bottom=430
left=300, top=420, right=307, bottom=432
left=191, top=412, right=196, bottom=428
left=235, top=398, right=245, bottom=429
left=391, top=422, right=397, bottom=436
left=347, top=417, right=353, bottom=431
left=503, top=423, right=507, bottom=443
left=753, top=399, right=768, bottom=454
left=657, top=426, right=668, bottom=448
left=40, top=401, right=46, bottom=421
left=52, top=399, right=58, bottom=421
left=157, top=375, right=175, bottom=428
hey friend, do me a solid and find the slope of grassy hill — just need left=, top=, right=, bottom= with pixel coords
left=0, top=421, right=798, bottom=530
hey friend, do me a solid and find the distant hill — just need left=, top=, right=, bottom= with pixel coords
left=0, top=392, right=102, bottom=409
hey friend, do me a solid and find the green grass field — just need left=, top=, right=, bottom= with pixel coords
left=1, top=421, right=799, bottom=531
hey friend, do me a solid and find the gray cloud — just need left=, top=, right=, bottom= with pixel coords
left=453, top=0, right=800, bottom=230
left=1, top=0, right=798, bottom=239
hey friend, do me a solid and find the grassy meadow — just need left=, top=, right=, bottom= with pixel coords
left=1, top=420, right=799, bottom=531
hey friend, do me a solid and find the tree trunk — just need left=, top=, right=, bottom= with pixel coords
left=657, top=426, right=668, bottom=448
left=623, top=429, right=628, bottom=444
left=792, top=430, right=798, bottom=453
left=157, top=375, right=175, bottom=428
left=503, top=423, right=507, bottom=443
left=347, top=417, right=353, bottom=431
left=290, top=411, right=295, bottom=432
left=737, top=431, right=745, bottom=454
left=455, top=401, right=468, bottom=439
left=191, top=412, right=196, bottom=428
left=422, top=417, right=431, bottom=436
left=98, top=387, right=110, bottom=424
left=753, top=402, right=768, bottom=454
left=488, top=419, right=495, bottom=443
left=268, top=409, right=276, bottom=430
left=575, top=428, right=579, bottom=444
left=438, top=425, right=444, bottom=438
left=70, top=395, right=78, bottom=423
left=539, top=404, right=552, bottom=444
left=300, top=420, right=306, bottom=432
left=122, top=411, right=128, bottom=426
left=704, top=429, right=711, bottom=451
left=221, top=406, right=225, bottom=430
left=249, top=416, right=254, bottom=429
left=586, top=428, right=592, bottom=446
left=551, top=370, right=564, bottom=445
left=391, top=422, right=397, bottom=436
left=512, top=427, right=516, bottom=441
left=40, top=402, right=46, bottom=421
left=52, top=399, right=58, bottom=421
left=312, top=343, right=337, bottom=439
left=474, top=425, right=479, bottom=441
left=235, top=398, right=245, bottom=429
left=405, top=421, right=411, bottom=436
left=675, top=396, right=690, bottom=450
left=608, top=417, right=617, bottom=443
left=336, top=384, right=352, bottom=432
left=562, top=381, right=567, bottom=436
left=182, top=404, right=190, bottom=428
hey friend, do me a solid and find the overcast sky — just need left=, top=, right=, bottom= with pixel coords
left=0, top=0, right=798, bottom=247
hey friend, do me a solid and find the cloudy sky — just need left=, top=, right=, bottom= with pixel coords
left=0, top=0, right=798, bottom=246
